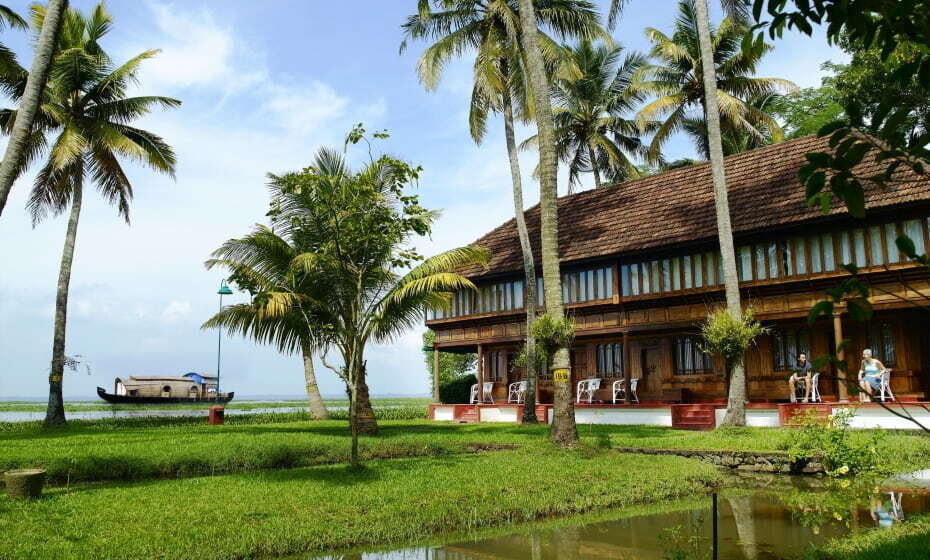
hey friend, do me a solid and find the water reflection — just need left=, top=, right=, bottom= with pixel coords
left=310, top=478, right=930, bottom=560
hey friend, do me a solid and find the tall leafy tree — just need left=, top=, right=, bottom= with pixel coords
left=256, top=133, right=488, bottom=467
left=634, top=0, right=795, bottom=159
left=523, top=39, right=654, bottom=190
left=2, top=4, right=179, bottom=425
left=516, top=0, right=578, bottom=446
left=203, top=227, right=331, bottom=420
left=401, top=0, right=603, bottom=423
left=0, top=0, right=64, bottom=218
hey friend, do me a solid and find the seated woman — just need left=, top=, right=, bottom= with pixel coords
left=858, top=348, right=888, bottom=402
left=788, top=353, right=812, bottom=403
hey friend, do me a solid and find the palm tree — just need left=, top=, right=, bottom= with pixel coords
left=523, top=40, right=655, bottom=191
left=0, top=0, right=64, bottom=219
left=692, top=0, right=744, bottom=426
left=1, top=4, right=179, bottom=425
left=683, top=91, right=785, bottom=155
left=401, top=0, right=603, bottom=423
left=254, top=146, right=488, bottom=467
left=634, top=0, right=795, bottom=160
left=203, top=227, right=331, bottom=420
left=515, top=0, right=578, bottom=447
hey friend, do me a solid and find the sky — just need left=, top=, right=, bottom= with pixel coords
left=0, top=1, right=847, bottom=399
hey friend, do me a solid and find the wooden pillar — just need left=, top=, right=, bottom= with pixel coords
left=833, top=312, right=849, bottom=402
left=432, top=345, right=441, bottom=403
left=623, top=331, right=632, bottom=404
left=477, top=344, right=485, bottom=404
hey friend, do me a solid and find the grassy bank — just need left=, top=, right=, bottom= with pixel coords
left=4, top=420, right=929, bottom=485
left=805, top=514, right=930, bottom=560
left=0, top=449, right=720, bottom=560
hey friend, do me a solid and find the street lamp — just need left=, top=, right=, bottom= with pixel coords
left=216, top=280, right=233, bottom=401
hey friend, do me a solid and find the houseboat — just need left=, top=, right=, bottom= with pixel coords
left=426, top=135, right=930, bottom=429
left=96, top=372, right=234, bottom=404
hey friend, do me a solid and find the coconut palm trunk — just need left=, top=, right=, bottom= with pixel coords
left=45, top=180, right=82, bottom=426
left=0, top=0, right=67, bottom=218
left=694, top=0, right=746, bottom=426
left=355, top=362, right=377, bottom=434
left=587, top=145, right=603, bottom=188
left=516, top=0, right=578, bottom=446
left=300, top=343, right=329, bottom=419
left=502, top=87, right=538, bottom=424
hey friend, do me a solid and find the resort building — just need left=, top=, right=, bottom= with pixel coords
left=427, top=136, right=930, bottom=428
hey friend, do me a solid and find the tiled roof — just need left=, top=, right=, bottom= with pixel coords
left=459, top=135, right=930, bottom=277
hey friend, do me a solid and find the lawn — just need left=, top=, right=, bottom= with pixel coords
left=0, top=396, right=430, bottom=413
left=2, top=417, right=929, bottom=559
left=0, top=447, right=719, bottom=560
left=806, top=514, right=930, bottom=560
left=4, top=417, right=930, bottom=485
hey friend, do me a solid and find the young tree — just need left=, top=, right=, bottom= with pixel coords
left=401, top=0, right=603, bottom=423
left=3, top=4, right=179, bottom=425
left=516, top=0, right=578, bottom=446
left=203, top=228, right=331, bottom=419
left=0, top=0, right=56, bottom=219
left=258, top=131, right=488, bottom=467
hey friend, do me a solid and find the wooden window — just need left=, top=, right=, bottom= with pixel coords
left=738, top=246, right=752, bottom=281
left=671, top=259, right=681, bottom=291
left=853, top=229, right=867, bottom=268
left=673, top=336, right=714, bottom=375
left=867, top=323, right=897, bottom=367
left=778, top=240, right=792, bottom=277
left=693, top=253, right=704, bottom=287
left=596, top=343, right=624, bottom=376
left=704, top=251, right=716, bottom=286
left=754, top=245, right=767, bottom=280
left=869, top=226, right=884, bottom=267
left=771, top=327, right=811, bottom=372
left=603, top=266, right=614, bottom=298
left=661, top=259, right=672, bottom=292
left=683, top=255, right=693, bottom=289
left=904, top=219, right=926, bottom=258
left=641, top=263, right=652, bottom=294
left=767, top=243, right=778, bottom=279
left=514, top=281, right=524, bottom=309
left=811, top=235, right=822, bottom=273
left=487, top=351, right=507, bottom=381
left=885, top=223, right=900, bottom=263
left=597, top=268, right=606, bottom=298
left=793, top=238, right=807, bottom=275
left=839, top=231, right=853, bottom=266
left=630, top=264, right=640, bottom=296
left=821, top=233, right=836, bottom=271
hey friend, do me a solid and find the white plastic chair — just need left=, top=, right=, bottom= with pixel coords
left=810, top=372, right=822, bottom=403
left=482, top=381, right=495, bottom=404
left=508, top=381, right=527, bottom=403
left=576, top=378, right=601, bottom=404
left=879, top=369, right=895, bottom=402
left=469, top=384, right=478, bottom=404
left=612, top=379, right=626, bottom=404
left=628, top=378, right=640, bottom=404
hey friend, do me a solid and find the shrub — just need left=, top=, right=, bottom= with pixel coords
left=439, top=374, right=477, bottom=404
left=530, top=313, right=575, bottom=360
left=700, top=308, right=765, bottom=369
left=786, top=408, right=889, bottom=476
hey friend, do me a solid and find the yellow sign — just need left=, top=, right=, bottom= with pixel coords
left=552, top=369, right=570, bottom=383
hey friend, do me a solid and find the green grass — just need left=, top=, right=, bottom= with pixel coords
left=804, top=514, right=930, bottom=560
left=0, top=449, right=720, bottom=560
left=3, top=419, right=929, bottom=486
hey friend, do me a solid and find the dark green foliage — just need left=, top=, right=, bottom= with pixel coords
left=422, top=329, right=477, bottom=391
left=439, top=374, right=477, bottom=404
left=751, top=1, right=930, bottom=218
left=806, top=514, right=930, bottom=560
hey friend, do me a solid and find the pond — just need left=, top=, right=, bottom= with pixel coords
left=307, top=473, right=930, bottom=560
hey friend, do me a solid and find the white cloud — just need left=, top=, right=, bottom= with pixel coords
left=261, top=81, right=349, bottom=135
left=161, top=300, right=191, bottom=323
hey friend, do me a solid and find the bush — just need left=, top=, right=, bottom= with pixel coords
left=439, top=374, right=477, bottom=404
left=700, top=308, right=765, bottom=368
left=786, top=408, right=888, bottom=476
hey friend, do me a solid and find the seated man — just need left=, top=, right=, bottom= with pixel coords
left=788, top=352, right=812, bottom=403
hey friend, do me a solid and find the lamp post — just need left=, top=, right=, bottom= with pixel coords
left=216, top=280, right=233, bottom=401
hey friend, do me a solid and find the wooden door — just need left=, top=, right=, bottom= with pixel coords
left=639, top=344, right=663, bottom=397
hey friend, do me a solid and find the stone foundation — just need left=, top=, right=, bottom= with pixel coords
left=615, top=447, right=824, bottom=474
